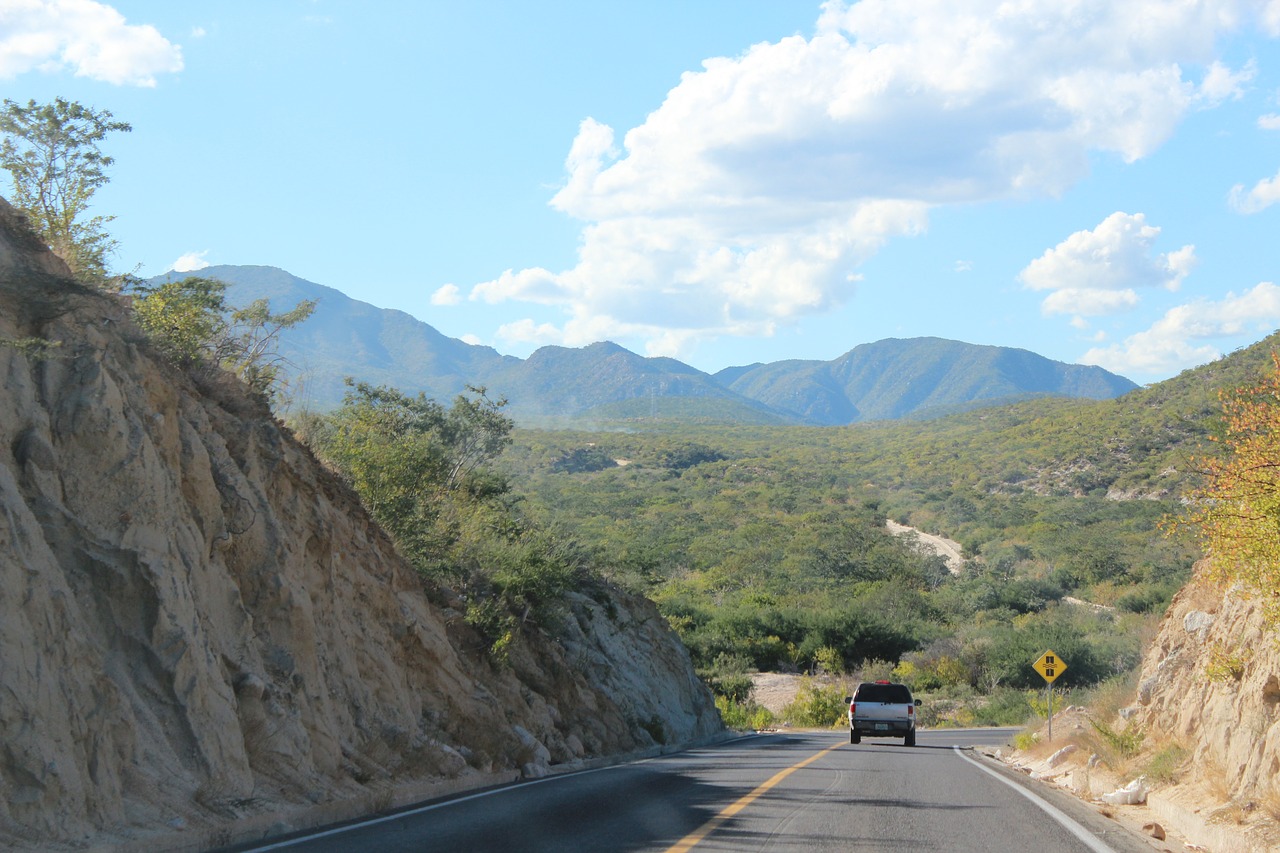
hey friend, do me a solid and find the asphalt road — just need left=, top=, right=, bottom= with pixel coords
left=237, top=728, right=1153, bottom=853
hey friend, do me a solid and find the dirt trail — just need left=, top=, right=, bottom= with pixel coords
left=886, top=520, right=965, bottom=574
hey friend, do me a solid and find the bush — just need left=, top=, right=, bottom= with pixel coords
left=858, top=659, right=896, bottom=682
left=971, top=688, right=1036, bottom=727
left=1143, top=743, right=1188, bottom=784
left=715, top=695, right=775, bottom=731
left=779, top=680, right=847, bottom=728
left=1090, top=718, right=1144, bottom=758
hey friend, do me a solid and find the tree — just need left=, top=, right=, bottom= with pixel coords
left=218, top=297, right=317, bottom=400
left=315, top=381, right=514, bottom=576
left=1179, top=353, right=1280, bottom=626
left=309, top=381, right=583, bottom=654
left=129, top=276, right=315, bottom=401
left=130, top=277, right=227, bottom=364
left=0, top=98, right=131, bottom=284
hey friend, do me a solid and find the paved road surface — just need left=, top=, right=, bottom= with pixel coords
left=236, top=728, right=1151, bottom=853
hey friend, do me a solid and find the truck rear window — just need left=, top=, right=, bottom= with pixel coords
left=853, top=683, right=912, bottom=704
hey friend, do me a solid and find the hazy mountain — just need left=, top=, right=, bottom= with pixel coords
left=152, top=265, right=1138, bottom=422
left=715, top=337, right=1140, bottom=424
left=147, top=266, right=795, bottom=420
left=484, top=341, right=798, bottom=424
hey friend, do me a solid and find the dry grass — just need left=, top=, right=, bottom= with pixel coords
left=1204, top=757, right=1234, bottom=803
left=1210, top=803, right=1251, bottom=825
left=1080, top=670, right=1141, bottom=722
left=1261, top=783, right=1280, bottom=823
left=1063, top=717, right=1141, bottom=777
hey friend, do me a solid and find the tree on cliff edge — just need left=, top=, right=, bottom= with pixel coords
left=0, top=98, right=131, bottom=285
left=130, top=276, right=316, bottom=403
left=1179, top=352, right=1280, bottom=627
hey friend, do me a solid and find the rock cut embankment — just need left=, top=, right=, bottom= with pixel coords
left=0, top=198, right=720, bottom=851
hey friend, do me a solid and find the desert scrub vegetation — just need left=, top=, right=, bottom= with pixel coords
left=779, top=680, right=848, bottom=728
left=715, top=696, right=776, bottom=731
left=295, top=382, right=596, bottom=661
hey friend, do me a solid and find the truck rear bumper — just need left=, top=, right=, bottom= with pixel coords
left=851, top=721, right=914, bottom=736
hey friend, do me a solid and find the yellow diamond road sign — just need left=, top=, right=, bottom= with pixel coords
left=1033, top=650, right=1067, bottom=683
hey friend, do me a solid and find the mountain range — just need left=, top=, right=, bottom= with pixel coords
left=151, top=265, right=1139, bottom=424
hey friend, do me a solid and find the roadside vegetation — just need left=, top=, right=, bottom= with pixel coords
left=293, top=382, right=598, bottom=661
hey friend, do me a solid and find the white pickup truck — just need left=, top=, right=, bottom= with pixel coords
left=845, top=681, right=921, bottom=746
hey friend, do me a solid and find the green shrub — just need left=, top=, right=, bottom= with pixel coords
left=971, top=688, right=1037, bottom=727
left=1204, top=641, right=1249, bottom=683
left=1144, top=744, right=1188, bottom=784
left=716, top=695, right=776, bottom=731
left=779, top=680, right=847, bottom=728
left=1090, top=718, right=1144, bottom=758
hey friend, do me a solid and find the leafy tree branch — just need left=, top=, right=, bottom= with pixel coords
left=129, top=276, right=315, bottom=402
left=1, top=98, right=131, bottom=284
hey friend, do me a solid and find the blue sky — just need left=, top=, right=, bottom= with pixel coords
left=3, top=0, right=1280, bottom=384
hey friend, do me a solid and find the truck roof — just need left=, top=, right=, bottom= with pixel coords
left=852, top=682, right=913, bottom=704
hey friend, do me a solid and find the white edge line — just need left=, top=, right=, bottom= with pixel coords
left=243, top=734, right=762, bottom=851
left=952, top=746, right=1114, bottom=853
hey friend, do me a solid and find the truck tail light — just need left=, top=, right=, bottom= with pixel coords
left=907, top=704, right=914, bottom=717
left=849, top=703, right=856, bottom=716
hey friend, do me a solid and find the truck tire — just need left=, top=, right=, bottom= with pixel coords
left=903, top=730, right=915, bottom=747
left=850, top=730, right=860, bottom=744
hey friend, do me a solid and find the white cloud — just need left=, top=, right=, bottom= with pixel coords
left=470, top=0, right=1251, bottom=355
left=460, top=333, right=483, bottom=346
left=0, top=0, right=183, bottom=86
left=171, top=250, right=209, bottom=272
left=430, top=283, right=461, bottom=306
left=1082, top=282, right=1280, bottom=376
left=1230, top=166, right=1280, bottom=213
left=496, top=319, right=565, bottom=348
left=1042, top=287, right=1140, bottom=318
left=1259, top=113, right=1280, bottom=130
left=472, top=267, right=567, bottom=305
left=1021, top=212, right=1196, bottom=322
left=954, top=260, right=973, bottom=273
left=1196, top=60, right=1254, bottom=106
left=1264, top=0, right=1280, bottom=36
left=191, top=26, right=206, bottom=39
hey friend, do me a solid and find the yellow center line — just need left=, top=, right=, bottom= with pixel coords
left=664, top=740, right=845, bottom=853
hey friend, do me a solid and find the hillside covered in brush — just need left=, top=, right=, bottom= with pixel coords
left=496, top=330, right=1279, bottom=722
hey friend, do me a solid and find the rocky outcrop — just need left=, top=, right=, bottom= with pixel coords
left=0, top=198, right=720, bottom=851
left=1000, top=563, right=1280, bottom=851
left=1126, top=565, right=1280, bottom=802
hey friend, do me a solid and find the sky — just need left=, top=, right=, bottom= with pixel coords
left=3, top=1, right=1280, bottom=385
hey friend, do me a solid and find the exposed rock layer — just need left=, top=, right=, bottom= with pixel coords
left=0, top=199, right=720, bottom=850
left=1128, top=565, right=1280, bottom=801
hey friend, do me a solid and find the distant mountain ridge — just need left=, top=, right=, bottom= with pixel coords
left=152, top=265, right=1139, bottom=423
left=716, top=337, right=1138, bottom=425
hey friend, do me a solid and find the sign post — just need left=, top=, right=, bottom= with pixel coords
left=1032, top=650, right=1067, bottom=741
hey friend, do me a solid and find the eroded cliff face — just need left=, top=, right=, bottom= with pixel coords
left=0, top=200, right=720, bottom=850
left=1127, top=566, right=1280, bottom=801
